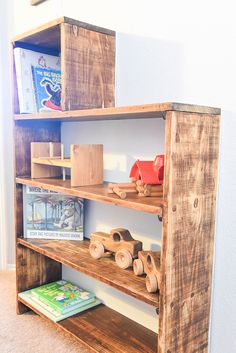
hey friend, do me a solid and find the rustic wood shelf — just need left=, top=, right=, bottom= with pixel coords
left=17, top=237, right=159, bottom=308
left=16, top=177, right=164, bottom=215
left=14, top=102, right=220, bottom=122
left=17, top=298, right=157, bottom=353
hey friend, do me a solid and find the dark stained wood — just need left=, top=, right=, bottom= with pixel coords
left=16, top=177, right=164, bottom=215
left=17, top=238, right=159, bottom=308
left=12, top=17, right=115, bottom=46
left=61, top=23, right=115, bottom=110
left=17, top=299, right=157, bottom=353
left=14, top=121, right=61, bottom=177
left=16, top=243, right=61, bottom=314
left=158, top=112, right=220, bottom=353
left=14, top=102, right=221, bottom=122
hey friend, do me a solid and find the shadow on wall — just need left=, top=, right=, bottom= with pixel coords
left=83, top=200, right=162, bottom=249
left=116, top=32, right=185, bottom=105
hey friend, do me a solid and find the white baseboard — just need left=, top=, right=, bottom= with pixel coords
left=7, top=264, right=16, bottom=271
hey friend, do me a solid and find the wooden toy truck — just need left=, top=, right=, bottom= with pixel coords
left=133, top=251, right=161, bottom=293
left=89, top=228, right=142, bottom=269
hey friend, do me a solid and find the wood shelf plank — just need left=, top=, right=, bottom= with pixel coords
left=32, top=157, right=72, bottom=168
left=16, top=177, right=164, bottom=215
left=17, top=238, right=159, bottom=308
left=14, top=102, right=221, bottom=122
left=18, top=298, right=157, bottom=353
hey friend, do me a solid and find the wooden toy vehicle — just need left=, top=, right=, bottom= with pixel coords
left=133, top=251, right=161, bottom=293
left=129, top=154, right=164, bottom=185
left=89, top=228, right=142, bottom=269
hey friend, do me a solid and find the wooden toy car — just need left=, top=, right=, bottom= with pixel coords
left=89, top=228, right=142, bottom=269
left=133, top=251, right=161, bottom=293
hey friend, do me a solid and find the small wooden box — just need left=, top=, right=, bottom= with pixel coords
left=12, top=17, right=115, bottom=113
left=31, top=142, right=103, bottom=187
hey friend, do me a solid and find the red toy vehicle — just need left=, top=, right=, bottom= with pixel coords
left=129, top=154, right=164, bottom=185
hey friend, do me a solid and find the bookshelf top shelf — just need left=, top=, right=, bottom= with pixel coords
left=14, top=102, right=221, bottom=122
left=12, top=16, right=115, bottom=51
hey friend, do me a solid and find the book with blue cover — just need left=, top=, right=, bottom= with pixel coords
left=14, top=47, right=61, bottom=113
left=31, top=66, right=61, bottom=112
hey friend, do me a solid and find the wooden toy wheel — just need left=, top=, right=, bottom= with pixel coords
left=89, top=241, right=105, bottom=259
left=115, top=249, right=133, bottom=269
left=133, top=258, right=144, bottom=276
left=146, top=274, right=158, bottom=293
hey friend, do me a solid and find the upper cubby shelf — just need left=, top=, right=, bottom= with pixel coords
left=12, top=17, right=115, bottom=113
left=14, top=102, right=221, bottom=122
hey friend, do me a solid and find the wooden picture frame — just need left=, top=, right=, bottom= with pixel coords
left=31, top=0, right=47, bottom=5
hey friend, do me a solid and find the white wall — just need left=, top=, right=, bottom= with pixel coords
left=10, top=0, right=236, bottom=351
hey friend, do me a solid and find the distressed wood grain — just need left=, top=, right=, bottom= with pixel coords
left=17, top=237, right=159, bottom=308
left=61, top=23, right=115, bottom=110
left=159, top=111, right=220, bottom=353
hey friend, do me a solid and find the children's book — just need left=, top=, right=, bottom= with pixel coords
left=31, top=66, right=61, bottom=112
left=14, top=47, right=60, bottom=113
left=18, top=290, right=101, bottom=323
left=30, top=280, right=95, bottom=315
left=23, top=186, right=83, bottom=240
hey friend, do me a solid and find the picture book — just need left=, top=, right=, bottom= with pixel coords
left=23, top=186, right=83, bottom=240
left=14, top=47, right=60, bottom=113
left=30, top=280, right=95, bottom=315
left=31, top=66, right=61, bottom=112
left=18, top=290, right=101, bottom=323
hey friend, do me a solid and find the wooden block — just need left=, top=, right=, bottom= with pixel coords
left=71, top=144, right=103, bottom=186
left=112, top=187, right=127, bottom=199
left=31, top=142, right=62, bottom=178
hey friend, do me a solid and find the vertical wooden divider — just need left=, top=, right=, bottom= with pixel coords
left=158, top=111, right=220, bottom=353
left=61, top=22, right=115, bottom=110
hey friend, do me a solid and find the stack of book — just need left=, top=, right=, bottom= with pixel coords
left=14, top=47, right=61, bottom=113
left=18, top=280, right=101, bottom=322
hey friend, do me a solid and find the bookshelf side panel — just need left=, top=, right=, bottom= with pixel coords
left=61, top=23, right=115, bottom=110
left=16, top=244, right=61, bottom=314
left=159, top=111, right=220, bottom=353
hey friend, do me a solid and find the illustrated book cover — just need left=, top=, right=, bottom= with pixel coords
left=18, top=290, right=101, bottom=323
left=31, top=66, right=61, bottom=112
left=30, top=280, right=95, bottom=314
left=14, top=47, right=61, bottom=113
left=23, top=186, right=83, bottom=240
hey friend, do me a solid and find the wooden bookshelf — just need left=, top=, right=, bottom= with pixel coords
left=17, top=237, right=159, bottom=307
left=13, top=16, right=221, bottom=353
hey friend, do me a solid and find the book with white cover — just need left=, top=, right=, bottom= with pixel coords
left=14, top=47, right=61, bottom=113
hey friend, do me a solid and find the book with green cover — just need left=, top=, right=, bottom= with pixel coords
left=18, top=290, right=101, bottom=323
left=30, top=280, right=95, bottom=315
